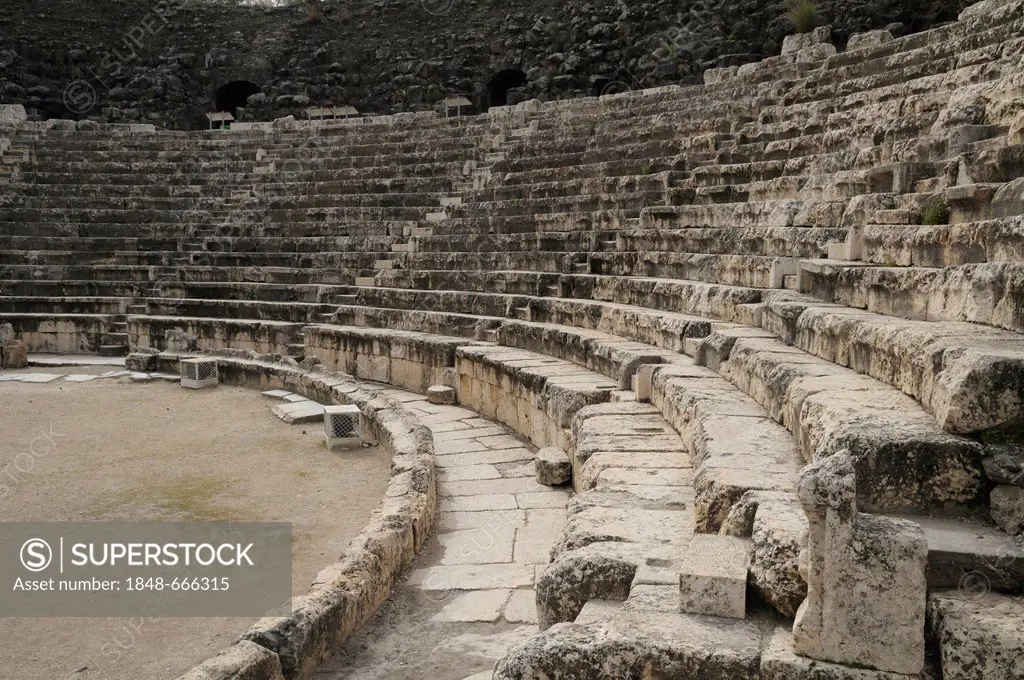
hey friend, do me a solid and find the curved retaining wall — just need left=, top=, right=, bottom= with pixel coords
left=166, top=352, right=436, bottom=680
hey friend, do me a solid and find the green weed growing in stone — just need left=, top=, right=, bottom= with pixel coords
left=787, top=0, right=818, bottom=34
left=921, top=197, right=950, bottom=225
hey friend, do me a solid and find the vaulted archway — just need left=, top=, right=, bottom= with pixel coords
left=214, top=80, right=261, bottom=117
left=486, top=69, right=527, bottom=109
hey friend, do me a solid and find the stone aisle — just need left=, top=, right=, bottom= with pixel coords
left=315, top=387, right=569, bottom=680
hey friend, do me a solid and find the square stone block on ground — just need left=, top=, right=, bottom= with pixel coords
left=678, top=534, right=751, bottom=619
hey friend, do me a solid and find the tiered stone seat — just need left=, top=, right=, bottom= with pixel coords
left=4, top=1, right=1024, bottom=676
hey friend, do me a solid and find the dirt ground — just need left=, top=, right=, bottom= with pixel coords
left=0, top=369, right=392, bottom=680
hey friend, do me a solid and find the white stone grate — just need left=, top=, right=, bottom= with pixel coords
left=323, top=404, right=362, bottom=450
left=180, top=358, right=219, bottom=389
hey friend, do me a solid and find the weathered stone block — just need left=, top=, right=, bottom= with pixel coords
left=0, top=104, right=26, bottom=123
left=165, top=327, right=197, bottom=353
left=749, top=494, right=807, bottom=618
left=845, top=29, right=893, bottom=51
left=678, top=534, right=751, bottom=619
left=174, top=641, right=285, bottom=680
left=426, top=384, right=456, bottom=405
left=536, top=446, right=571, bottom=486
left=761, top=627, right=916, bottom=680
left=1, top=340, right=27, bottom=369
left=125, top=351, right=159, bottom=372
left=982, top=446, right=1024, bottom=486
left=991, top=485, right=1024, bottom=534
left=781, top=26, right=831, bottom=55
left=793, top=453, right=927, bottom=675
left=797, top=43, right=837, bottom=63
left=928, top=591, right=1024, bottom=680
left=1010, top=113, right=1024, bottom=146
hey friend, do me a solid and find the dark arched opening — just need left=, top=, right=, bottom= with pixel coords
left=214, top=80, right=261, bottom=117
left=487, top=69, right=527, bottom=109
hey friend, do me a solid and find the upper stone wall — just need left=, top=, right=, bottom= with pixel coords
left=0, top=0, right=969, bottom=129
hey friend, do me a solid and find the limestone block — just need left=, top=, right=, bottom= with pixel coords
left=175, top=640, right=285, bottom=680
left=426, top=385, right=456, bottom=405
left=536, top=542, right=644, bottom=628
left=494, top=606, right=762, bottom=679
left=781, top=26, right=831, bottom=55
left=536, top=447, right=571, bottom=486
left=0, top=105, right=26, bottom=124
left=678, top=534, right=751, bottom=619
left=761, top=627, right=916, bottom=680
left=704, top=66, right=738, bottom=86
left=928, top=591, right=1024, bottom=680
left=1010, top=113, right=1024, bottom=145
left=750, top=495, right=807, bottom=618
left=991, top=485, right=1024, bottom=534
left=792, top=453, right=927, bottom=675
left=125, top=352, right=159, bottom=372
left=845, top=29, right=893, bottom=51
left=1, top=340, right=27, bottom=369
left=0, top=323, right=14, bottom=345
left=982, top=446, right=1024, bottom=486
left=164, top=327, right=197, bottom=353
left=797, top=43, right=837, bottom=63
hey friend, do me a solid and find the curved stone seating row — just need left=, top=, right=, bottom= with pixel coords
left=135, top=356, right=437, bottom=680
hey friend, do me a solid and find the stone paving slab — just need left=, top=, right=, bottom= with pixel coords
left=430, top=589, right=512, bottom=623
left=437, top=448, right=535, bottom=466
left=28, top=353, right=125, bottom=367
left=503, top=590, right=539, bottom=624
left=271, top=400, right=326, bottom=424
left=437, top=464, right=503, bottom=482
left=437, top=526, right=517, bottom=564
left=408, top=563, right=536, bottom=591
left=262, top=389, right=291, bottom=398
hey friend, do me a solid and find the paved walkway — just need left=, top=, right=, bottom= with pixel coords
left=316, top=387, right=569, bottom=680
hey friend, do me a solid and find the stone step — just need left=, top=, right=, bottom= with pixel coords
left=762, top=293, right=1024, bottom=435
left=98, top=343, right=128, bottom=357
left=912, top=516, right=1024, bottom=593
left=928, top=591, right=1024, bottom=679
left=697, top=326, right=987, bottom=516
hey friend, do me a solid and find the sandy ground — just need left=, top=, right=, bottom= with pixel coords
left=0, top=369, right=392, bottom=680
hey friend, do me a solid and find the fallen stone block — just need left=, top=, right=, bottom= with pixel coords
left=536, top=446, right=571, bottom=486
left=426, top=384, right=456, bottom=405
left=1, top=340, right=27, bottom=369
left=125, top=351, right=159, bottom=372
left=678, top=534, right=751, bottom=619
left=722, top=490, right=808, bottom=618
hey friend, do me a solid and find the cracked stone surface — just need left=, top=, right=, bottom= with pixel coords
left=316, top=389, right=569, bottom=680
